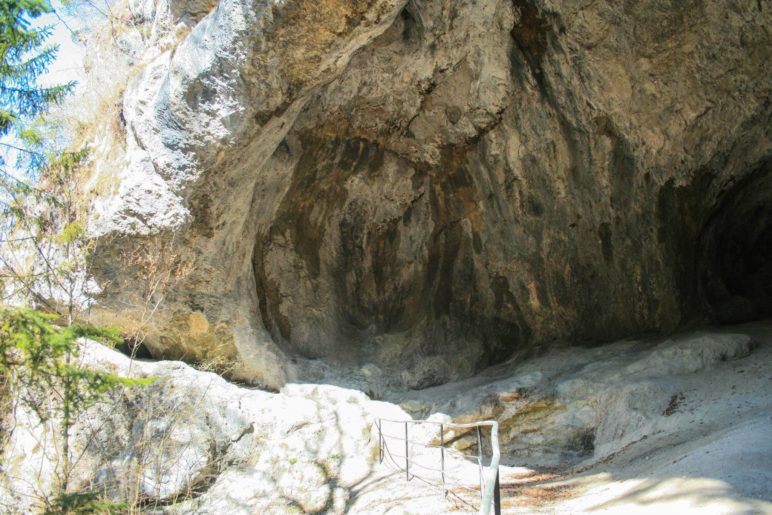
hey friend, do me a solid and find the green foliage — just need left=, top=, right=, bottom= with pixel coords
left=18, top=124, right=43, bottom=145
left=0, top=0, right=75, bottom=136
left=0, top=307, right=153, bottom=424
left=0, top=306, right=154, bottom=498
left=0, top=6, right=153, bottom=505
left=47, top=490, right=128, bottom=514
left=0, top=141, right=93, bottom=311
left=0, top=0, right=91, bottom=310
left=54, top=221, right=85, bottom=245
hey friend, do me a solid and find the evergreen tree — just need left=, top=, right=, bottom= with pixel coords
left=0, top=5, right=155, bottom=509
left=0, top=0, right=75, bottom=136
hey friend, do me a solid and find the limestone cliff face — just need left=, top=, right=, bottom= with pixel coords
left=86, top=0, right=772, bottom=389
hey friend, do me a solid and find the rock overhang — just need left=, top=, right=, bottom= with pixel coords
left=84, top=0, right=772, bottom=390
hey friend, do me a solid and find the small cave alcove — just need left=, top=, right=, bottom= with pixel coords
left=698, top=160, right=772, bottom=324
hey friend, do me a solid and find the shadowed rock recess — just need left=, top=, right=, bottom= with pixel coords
left=87, top=0, right=771, bottom=389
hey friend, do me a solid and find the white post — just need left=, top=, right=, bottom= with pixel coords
left=479, top=422, right=500, bottom=515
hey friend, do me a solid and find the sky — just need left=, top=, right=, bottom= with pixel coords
left=37, top=0, right=89, bottom=89
left=0, top=1, right=91, bottom=171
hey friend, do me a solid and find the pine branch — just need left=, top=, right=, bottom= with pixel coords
left=51, top=9, right=81, bottom=43
left=0, top=139, right=47, bottom=157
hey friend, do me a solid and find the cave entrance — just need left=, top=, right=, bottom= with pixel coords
left=698, top=160, right=772, bottom=323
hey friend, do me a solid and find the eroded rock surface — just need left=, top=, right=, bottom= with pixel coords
left=399, top=329, right=765, bottom=469
left=85, top=0, right=772, bottom=387
left=2, top=324, right=769, bottom=514
left=0, top=339, right=408, bottom=513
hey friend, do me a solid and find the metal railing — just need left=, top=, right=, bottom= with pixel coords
left=376, top=418, right=501, bottom=515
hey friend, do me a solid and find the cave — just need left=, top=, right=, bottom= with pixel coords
left=249, top=132, right=772, bottom=390
left=698, top=159, right=772, bottom=324
left=251, top=137, right=525, bottom=389
left=80, top=0, right=770, bottom=393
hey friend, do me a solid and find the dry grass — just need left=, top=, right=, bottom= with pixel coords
left=502, top=483, right=577, bottom=508
left=496, top=468, right=580, bottom=509
left=193, top=354, right=239, bottom=377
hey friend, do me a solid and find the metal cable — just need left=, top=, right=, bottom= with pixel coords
left=378, top=434, right=446, bottom=448
left=380, top=443, right=482, bottom=487
left=377, top=417, right=501, bottom=515
left=379, top=436, right=480, bottom=512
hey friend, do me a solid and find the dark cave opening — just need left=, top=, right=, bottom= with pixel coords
left=114, top=336, right=156, bottom=360
left=698, top=160, right=772, bottom=324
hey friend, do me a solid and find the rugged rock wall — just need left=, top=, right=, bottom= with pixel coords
left=86, top=0, right=772, bottom=388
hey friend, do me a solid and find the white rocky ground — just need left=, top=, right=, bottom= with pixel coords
left=385, top=321, right=772, bottom=514
left=1, top=321, right=770, bottom=513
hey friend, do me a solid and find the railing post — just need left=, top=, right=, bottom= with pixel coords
left=476, top=426, right=483, bottom=495
left=375, top=418, right=499, bottom=515
left=493, top=467, right=501, bottom=515
left=377, top=419, right=383, bottom=463
left=440, top=423, right=446, bottom=495
left=405, top=422, right=410, bottom=481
